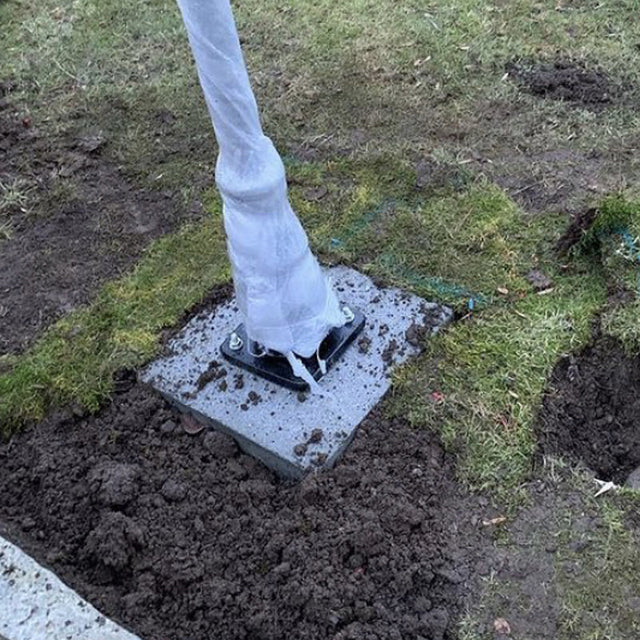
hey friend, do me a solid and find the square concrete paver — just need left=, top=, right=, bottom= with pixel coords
left=141, top=267, right=452, bottom=478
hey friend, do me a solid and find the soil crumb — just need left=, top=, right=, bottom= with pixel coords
left=506, top=59, right=620, bottom=108
left=381, top=339, right=399, bottom=366
left=537, top=337, right=640, bottom=483
left=0, top=384, right=489, bottom=640
left=358, top=335, right=372, bottom=354
left=525, top=269, right=553, bottom=292
left=195, top=360, right=226, bottom=391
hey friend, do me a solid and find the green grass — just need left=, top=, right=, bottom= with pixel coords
left=3, top=0, right=640, bottom=188
left=555, top=496, right=640, bottom=639
left=568, top=194, right=640, bottom=352
left=3, top=0, right=640, bottom=637
left=0, top=197, right=228, bottom=432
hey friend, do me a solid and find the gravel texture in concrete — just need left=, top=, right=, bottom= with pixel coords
left=0, top=536, right=141, bottom=640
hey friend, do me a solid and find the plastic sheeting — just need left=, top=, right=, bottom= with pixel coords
left=176, top=0, right=345, bottom=360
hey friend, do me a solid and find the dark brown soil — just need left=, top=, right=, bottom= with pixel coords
left=0, top=96, right=202, bottom=356
left=0, top=384, right=491, bottom=640
left=537, top=337, right=640, bottom=484
left=506, top=59, right=621, bottom=108
left=555, top=207, right=599, bottom=255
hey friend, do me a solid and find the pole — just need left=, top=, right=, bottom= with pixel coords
left=176, top=0, right=345, bottom=372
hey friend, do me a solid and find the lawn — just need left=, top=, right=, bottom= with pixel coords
left=2, top=0, right=640, bottom=638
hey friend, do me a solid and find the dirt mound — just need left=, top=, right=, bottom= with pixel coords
left=537, top=338, right=640, bottom=484
left=0, top=384, right=490, bottom=640
left=506, top=59, right=619, bottom=107
left=82, top=511, right=146, bottom=580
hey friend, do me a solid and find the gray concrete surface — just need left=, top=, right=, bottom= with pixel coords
left=142, top=266, right=452, bottom=478
left=626, top=465, right=640, bottom=489
left=0, top=536, right=141, bottom=640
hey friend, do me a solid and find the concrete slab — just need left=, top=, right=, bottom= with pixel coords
left=0, top=536, right=141, bottom=640
left=142, top=266, right=452, bottom=478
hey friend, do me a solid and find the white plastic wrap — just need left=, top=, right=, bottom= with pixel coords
left=176, top=0, right=345, bottom=362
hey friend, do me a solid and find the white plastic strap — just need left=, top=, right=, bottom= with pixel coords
left=286, top=352, right=331, bottom=398
left=316, top=345, right=328, bottom=375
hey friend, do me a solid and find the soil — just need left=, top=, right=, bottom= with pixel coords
left=555, top=207, right=599, bottom=255
left=0, top=383, right=492, bottom=640
left=524, top=269, right=553, bottom=292
left=537, top=337, right=640, bottom=484
left=506, top=59, right=621, bottom=108
left=0, top=96, right=203, bottom=356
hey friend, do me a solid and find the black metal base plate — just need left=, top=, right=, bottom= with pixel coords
left=220, top=308, right=366, bottom=391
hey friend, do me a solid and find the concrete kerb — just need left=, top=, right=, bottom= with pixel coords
left=0, top=536, right=142, bottom=640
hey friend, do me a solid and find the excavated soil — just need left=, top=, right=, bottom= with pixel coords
left=537, top=337, right=640, bottom=484
left=506, top=59, right=621, bottom=108
left=0, top=384, right=491, bottom=640
left=0, top=93, right=202, bottom=356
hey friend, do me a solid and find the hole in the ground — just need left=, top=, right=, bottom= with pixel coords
left=537, top=337, right=640, bottom=485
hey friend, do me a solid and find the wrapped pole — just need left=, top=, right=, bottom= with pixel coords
left=175, top=0, right=345, bottom=380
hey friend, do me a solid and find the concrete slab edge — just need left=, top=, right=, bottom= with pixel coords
left=1, top=536, right=142, bottom=640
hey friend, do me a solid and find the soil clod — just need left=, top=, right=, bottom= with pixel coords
left=506, top=59, right=621, bottom=108
left=525, top=269, right=554, bottom=292
left=160, top=479, right=188, bottom=503
left=381, top=339, right=399, bottom=365
left=195, top=360, right=226, bottom=391
left=293, top=443, right=308, bottom=457
left=88, top=461, right=140, bottom=508
left=358, top=335, right=372, bottom=354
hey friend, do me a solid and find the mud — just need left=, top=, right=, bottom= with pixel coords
left=537, top=337, right=640, bottom=483
left=0, top=383, right=491, bottom=640
left=506, top=59, right=621, bottom=108
left=0, top=96, right=202, bottom=356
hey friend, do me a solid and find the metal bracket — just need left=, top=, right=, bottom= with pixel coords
left=220, top=307, right=366, bottom=391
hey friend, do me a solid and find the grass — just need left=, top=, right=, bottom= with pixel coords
left=566, top=193, right=640, bottom=352
left=3, top=0, right=640, bottom=637
left=0, top=201, right=228, bottom=431
left=0, top=177, right=31, bottom=240
left=458, top=468, right=640, bottom=640
left=0, top=177, right=32, bottom=214
left=3, top=0, right=640, bottom=191
left=555, top=496, right=640, bottom=639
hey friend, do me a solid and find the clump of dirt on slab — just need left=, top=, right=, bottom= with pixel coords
left=537, top=337, right=640, bottom=484
left=506, top=59, right=620, bottom=108
left=0, top=384, right=490, bottom=640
